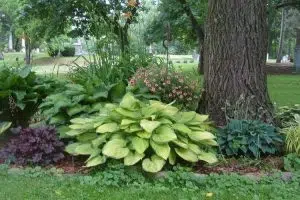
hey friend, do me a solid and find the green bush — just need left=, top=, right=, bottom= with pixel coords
left=65, top=93, right=218, bottom=173
left=61, top=46, right=75, bottom=57
left=0, top=66, right=58, bottom=126
left=47, top=46, right=59, bottom=57
left=218, top=120, right=283, bottom=159
left=129, top=66, right=200, bottom=110
left=284, top=114, right=300, bottom=155
left=284, top=153, right=300, bottom=172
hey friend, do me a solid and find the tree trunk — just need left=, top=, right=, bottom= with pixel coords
left=198, top=0, right=274, bottom=125
left=276, top=7, right=287, bottom=63
left=25, top=38, right=31, bottom=65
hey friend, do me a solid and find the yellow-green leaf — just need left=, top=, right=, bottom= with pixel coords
left=120, top=93, right=140, bottom=110
left=198, top=152, right=218, bottom=164
left=132, top=136, right=149, bottom=154
left=140, top=120, right=161, bottom=133
left=115, top=107, right=141, bottom=119
left=172, top=140, right=188, bottom=149
left=75, top=144, right=95, bottom=155
left=65, top=143, right=80, bottom=155
left=142, top=155, right=166, bottom=173
left=66, top=129, right=86, bottom=136
left=169, top=150, right=176, bottom=165
left=172, top=123, right=192, bottom=134
left=124, top=151, right=145, bottom=166
left=152, top=125, right=177, bottom=143
left=150, top=140, right=170, bottom=160
left=96, top=123, right=119, bottom=133
left=102, top=139, right=129, bottom=159
left=77, top=133, right=97, bottom=142
left=137, top=131, right=152, bottom=139
left=175, top=111, right=196, bottom=123
left=188, top=131, right=216, bottom=142
left=175, top=148, right=198, bottom=162
left=92, top=134, right=107, bottom=147
left=121, top=119, right=137, bottom=126
left=86, top=155, right=107, bottom=167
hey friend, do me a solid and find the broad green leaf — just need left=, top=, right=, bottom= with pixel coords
left=140, top=120, right=161, bottom=133
left=121, top=119, right=137, bottom=126
left=109, top=82, right=126, bottom=102
left=92, top=134, right=107, bottom=147
left=57, top=126, right=71, bottom=138
left=102, top=139, right=129, bottom=159
left=152, top=125, right=177, bottom=143
left=125, top=124, right=143, bottom=133
left=69, top=123, right=94, bottom=130
left=120, top=93, right=140, bottom=110
left=13, top=91, right=26, bottom=102
left=141, top=106, right=158, bottom=118
left=65, top=143, right=80, bottom=155
left=150, top=101, right=179, bottom=118
left=124, top=151, right=145, bottom=166
left=188, top=131, right=216, bottom=142
left=89, top=103, right=103, bottom=113
left=169, top=150, right=176, bottom=165
left=172, top=140, right=188, bottom=149
left=175, top=111, right=196, bottom=123
left=142, top=155, right=166, bottom=173
left=175, top=148, right=198, bottom=162
left=198, top=152, right=218, bottom=164
left=150, top=140, right=170, bottom=160
left=77, top=133, right=98, bottom=142
left=137, top=131, right=152, bottom=139
left=66, top=129, right=87, bottom=136
left=157, top=118, right=173, bottom=125
left=115, top=108, right=141, bottom=119
left=188, top=143, right=202, bottom=154
left=49, top=114, right=66, bottom=125
left=188, top=114, right=209, bottom=125
left=199, top=139, right=219, bottom=146
left=132, top=137, right=149, bottom=154
left=86, top=155, right=107, bottom=167
left=75, top=144, right=95, bottom=155
left=0, top=122, right=11, bottom=135
left=67, top=105, right=89, bottom=116
left=96, top=123, right=119, bottom=133
left=172, top=124, right=192, bottom=134
left=18, top=66, right=31, bottom=78
left=70, top=118, right=95, bottom=124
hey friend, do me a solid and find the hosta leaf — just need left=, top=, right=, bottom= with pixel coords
left=175, top=111, right=196, bottom=123
left=49, top=114, right=66, bottom=125
left=169, top=150, right=176, bottom=165
left=172, top=124, right=192, bottom=134
left=175, top=148, right=198, bottom=162
left=124, top=151, right=145, bottom=166
left=0, top=122, right=11, bottom=135
left=120, top=93, right=140, bottom=110
left=86, top=155, right=107, bottom=167
left=66, top=129, right=87, bottom=136
left=75, top=144, right=95, bottom=155
left=115, top=108, right=141, bottom=119
left=109, top=82, right=127, bottom=102
left=92, top=134, right=107, bottom=147
left=67, top=105, right=88, bottom=116
left=69, top=123, right=94, bottom=130
left=57, top=126, right=71, bottom=138
left=77, top=133, right=98, bottom=142
left=198, top=152, right=218, bottom=164
left=142, top=155, right=166, bottom=173
left=132, top=137, right=149, bottom=154
left=102, top=139, right=129, bottom=159
left=125, top=124, right=143, bottom=133
left=188, top=131, right=216, bottom=142
left=188, top=143, right=202, bottom=154
left=199, top=139, right=219, bottom=146
left=65, top=143, right=80, bottom=155
left=137, top=131, right=152, bottom=139
left=188, top=114, right=209, bottom=125
left=96, top=123, right=119, bottom=133
left=141, top=106, right=158, bottom=118
left=152, top=125, right=177, bottom=143
left=157, top=118, right=173, bottom=125
left=150, top=101, right=178, bottom=118
left=140, top=120, right=161, bottom=133
left=172, top=140, right=188, bottom=149
left=150, top=140, right=170, bottom=160
left=70, top=118, right=95, bottom=124
left=121, top=119, right=137, bottom=126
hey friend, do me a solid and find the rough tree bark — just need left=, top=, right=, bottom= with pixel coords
left=198, top=0, right=274, bottom=125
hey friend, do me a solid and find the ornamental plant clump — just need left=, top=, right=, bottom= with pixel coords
left=0, top=127, right=65, bottom=165
left=218, top=120, right=284, bottom=159
left=65, top=93, right=218, bottom=173
left=284, top=114, right=300, bottom=155
left=129, top=66, right=200, bottom=110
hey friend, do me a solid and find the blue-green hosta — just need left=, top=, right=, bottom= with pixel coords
left=65, top=93, right=218, bottom=173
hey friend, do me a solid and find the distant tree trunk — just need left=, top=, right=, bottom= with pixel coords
left=8, top=29, right=13, bottom=52
left=198, top=0, right=274, bottom=125
left=25, top=38, right=31, bottom=65
left=276, top=7, right=287, bottom=63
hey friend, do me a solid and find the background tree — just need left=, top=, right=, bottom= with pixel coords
left=199, top=0, right=274, bottom=125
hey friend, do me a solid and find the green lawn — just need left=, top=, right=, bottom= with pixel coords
left=1, top=169, right=300, bottom=200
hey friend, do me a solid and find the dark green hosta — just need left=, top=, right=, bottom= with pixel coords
left=65, top=93, right=218, bottom=173
left=218, top=120, right=284, bottom=159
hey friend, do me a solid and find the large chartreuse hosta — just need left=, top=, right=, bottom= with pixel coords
left=65, top=93, right=218, bottom=173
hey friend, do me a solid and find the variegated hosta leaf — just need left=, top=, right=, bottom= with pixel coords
left=187, top=131, right=216, bottom=142
left=140, top=119, right=161, bottom=133
left=124, top=151, right=145, bottom=166
left=131, top=136, right=149, bottom=154
left=175, top=148, right=198, bottom=162
left=96, top=123, right=119, bottom=133
left=142, top=155, right=166, bottom=173
left=102, top=139, right=129, bottom=159
left=152, top=125, right=177, bottom=143
left=150, top=140, right=170, bottom=160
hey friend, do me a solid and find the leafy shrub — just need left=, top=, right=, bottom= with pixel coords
left=0, top=66, right=59, bottom=126
left=61, top=46, right=75, bottom=57
left=276, top=105, right=300, bottom=127
left=40, top=81, right=126, bottom=137
left=47, top=46, right=59, bottom=57
left=129, top=66, right=200, bottom=110
left=65, top=93, right=218, bottom=173
left=0, top=127, right=64, bottom=165
left=284, top=153, right=300, bottom=172
left=218, top=120, right=283, bottom=158
left=183, top=60, right=188, bottom=64
left=284, top=114, right=300, bottom=155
